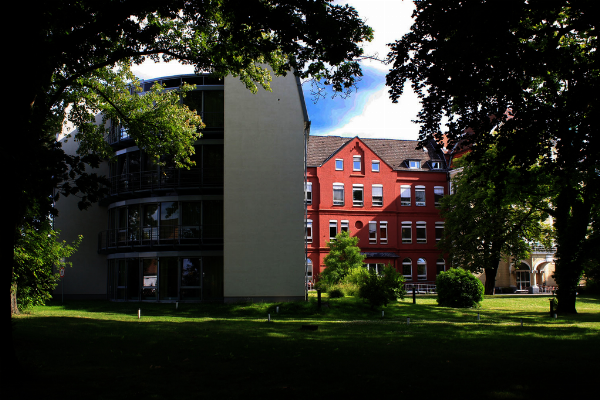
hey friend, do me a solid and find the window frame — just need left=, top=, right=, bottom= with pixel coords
left=369, top=221, right=377, bottom=244
left=333, top=183, right=344, bottom=206
left=415, top=185, right=426, bottom=206
left=305, top=182, right=312, bottom=205
left=379, top=221, right=388, bottom=244
left=416, top=221, right=427, bottom=244
left=409, top=160, right=421, bottom=169
left=353, top=184, right=364, bottom=207
left=341, top=220, right=349, bottom=233
left=401, top=185, right=411, bottom=206
left=335, top=159, right=344, bottom=171
left=329, top=220, right=338, bottom=240
left=402, top=258, right=412, bottom=280
left=371, top=160, right=380, bottom=172
left=417, top=258, right=427, bottom=280
left=305, top=219, right=313, bottom=244
left=434, top=186, right=444, bottom=206
left=435, top=222, right=444, bottom=242
left=372, top=184, right=383, bottom=207
left=353, top=155, right=362, bottom=172
left=402, top=221, right=412, bottom=244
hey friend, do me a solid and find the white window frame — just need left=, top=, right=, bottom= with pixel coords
left=402, top=221, right=412, bottom=244
left=305, top=182, right=312, bottom=205
left=416, top=221, right=427, bottom=243
left=402, top=258, right=412, bottom=279
left=409, top=160, right=421, bottom=169
left=341, top=220, right=349, bottom=233
left=329, top=220, right=338, bottom=240
left=431, top=161, right=441, bottom=170
left=371, top=160, right=380, bottom=172
left=365, top=263, right=384, bottom=275
left=353, top=155, right=362, bottom=171
left=379, top=221, right=388, bottom=244
left=417, top=258, right=427, bottom=280
left=434, top=186, right=444, bottom=206
left=436, top=258, right=446, bottom=275
left=333, top=183, right=344, bottom=206
left=353, top=184, right=364, bottom=207
left=306, top=258, right=313, bottom=280
left=401, top=185, right=411, bottom=206
left=435, top=222, right=444, bottom=242
left=305, top=219, right=313, bottom=243
left=369, top=221, right=377, bottom=244
left=335, top=159, right=343, bottom=171
left=372, top=184, right=383, bottom=207
left=415, top=185, right=426, bottom=206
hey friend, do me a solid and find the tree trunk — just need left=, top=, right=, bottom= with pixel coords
left=11, top=283, right=19, bottom=315
left=483, top=268, right=497, bottom=295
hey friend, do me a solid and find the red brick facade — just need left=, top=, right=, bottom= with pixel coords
left=306, top=136, right=449, bottom=285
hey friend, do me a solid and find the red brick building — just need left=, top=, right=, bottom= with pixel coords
left=305, top=136, right=449, bottom=287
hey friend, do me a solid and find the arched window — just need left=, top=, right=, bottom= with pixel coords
left=417, top=258, right=427, bottom=280
left=402, top=258, right=412, bottom=280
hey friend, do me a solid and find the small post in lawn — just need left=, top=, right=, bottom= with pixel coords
left=477, top=312, right=480, bottom=321
left=381, top=311, right=384, bottom=318
left=406, top=317, right=410, bottom=325
left=549, top=298, right=554, bottom=317
left=412, top=287, right=416, bottom=304
left=268, top=314, right=271, bottom=322
left=138, top=309, right=141, bottom=319
left=276, top=306, right=279, bottom=314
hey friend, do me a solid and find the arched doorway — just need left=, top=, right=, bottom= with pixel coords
left=516, top=262, right=530, bottom=290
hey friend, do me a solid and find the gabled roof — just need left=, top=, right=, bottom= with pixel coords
left=307, top=135, right=447, bottom=171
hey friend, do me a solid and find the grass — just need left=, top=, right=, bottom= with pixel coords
left=12, top=293, right=600, bottom=399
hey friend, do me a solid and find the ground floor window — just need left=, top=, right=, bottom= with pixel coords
left=108, top=256, right=223, bottom=301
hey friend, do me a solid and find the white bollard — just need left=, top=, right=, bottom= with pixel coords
left=138, top=309, right=141, bottom=319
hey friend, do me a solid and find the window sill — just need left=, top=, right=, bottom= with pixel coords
left=350, top=173, right=364, bottom=177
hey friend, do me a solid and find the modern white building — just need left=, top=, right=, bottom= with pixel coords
left=54, top=72, right=308, bottom=302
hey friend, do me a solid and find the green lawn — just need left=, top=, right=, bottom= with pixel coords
left=13, top=294, right=600, bottom=399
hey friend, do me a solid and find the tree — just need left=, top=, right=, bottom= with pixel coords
left=386, top=0, right=598, bottom=313
left=6, top=0, right=372, bottom=365
left=13, top=221, right=82, bottom=312
left=438, top=147, right=554, bottom=295
left=319, top=231, right=366, bottom=287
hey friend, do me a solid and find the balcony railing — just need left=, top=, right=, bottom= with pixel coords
left=98, top=224, right=223, bottom=252
left=109, top=168, right=223, bottom=194
left=530, top=245, right=557, bottom=254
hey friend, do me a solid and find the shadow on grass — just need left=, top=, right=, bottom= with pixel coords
left=14, top=310, right=600, bottom=400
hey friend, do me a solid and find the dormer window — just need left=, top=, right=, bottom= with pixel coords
left=430, top=161, right=441, bottom=170
left=408, top=160, right=421, bottom=169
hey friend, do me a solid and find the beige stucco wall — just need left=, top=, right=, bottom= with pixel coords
left=478, top=253, right=557, bottom=290
left=54, top=127, right=109, bottom=299
left=223, top=72, right=307, bottom=301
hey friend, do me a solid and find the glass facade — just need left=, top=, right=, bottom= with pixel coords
left=103, top=75, right=225, bottom=302
left=108, top=256, right=224, bottom=301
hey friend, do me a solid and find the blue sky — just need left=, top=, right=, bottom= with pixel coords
left=133, top=1, right=421, bottom=140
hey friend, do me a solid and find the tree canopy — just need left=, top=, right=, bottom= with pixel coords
left=6, top=0, right=373, bottom=365
left=438, top=148, right=554, bottom=295
left=319, top=231, right=366, bottom=286
left=387, top=0, right=598, bottom=312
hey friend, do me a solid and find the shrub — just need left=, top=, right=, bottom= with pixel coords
left=436, top=268, right=484, bottom=308
left=328, top=286, right=344, bottom=298
left=357, top=265, right=406, bottom=309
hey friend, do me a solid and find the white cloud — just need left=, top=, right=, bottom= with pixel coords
left=319, top=81, right=421, bottom=140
